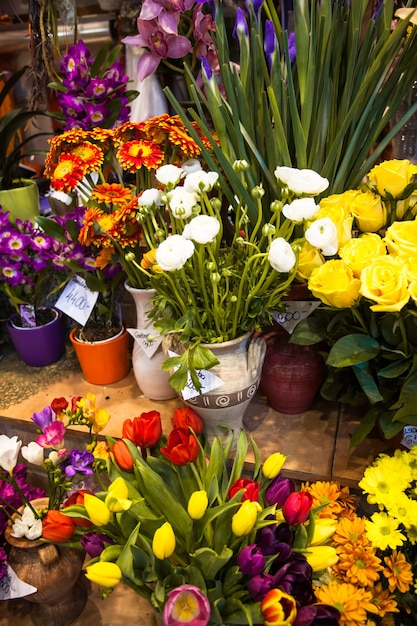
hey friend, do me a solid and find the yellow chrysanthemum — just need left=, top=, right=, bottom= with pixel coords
left=383, top=550, right=414, bottom=594
left=358, top=455, right=412, bottom=507
left=333, top=515, right=370, bottom=547
left=386, top=492, right=417, bottom=530
left=333, top=543, right=382, bottom=587
left=369, top=582, right=399, bottom=618
left=365, top=512, right=406, bottom=551
left=314, top=581, right=378, bottom=626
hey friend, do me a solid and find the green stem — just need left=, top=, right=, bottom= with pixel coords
left=9, top=474, right=41, bottom=519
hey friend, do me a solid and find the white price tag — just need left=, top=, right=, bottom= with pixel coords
left=168, top=350, right=224, bottom=401
left=273, top=300, right=320, bottom=334
left=402, top=425, right=417, bottom=449
left=127, top=328, right=162, bottom=358
left=0, top=564, right=37, bottom=600
left=55, top=276, right=99, bottom=326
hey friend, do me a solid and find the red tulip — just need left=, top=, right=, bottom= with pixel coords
left=42, top=510, right=76, bottom=542
left=228, top=478, right=260, bottom=502
left=171, top=407, right=204, bottom=435
left=282, top=491, right=313, bottom=526
left=122, top=411, right=162, bottom=448
left=112, top=439, right=135, bottom=471
left=63, top=489, right=94, bottom=526
left=160, top=428, right=199, bottom=466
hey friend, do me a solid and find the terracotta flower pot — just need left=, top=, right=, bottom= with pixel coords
left=69, top=326, right=130, bottom=385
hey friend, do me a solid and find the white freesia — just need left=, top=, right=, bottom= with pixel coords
left=138, top=188, right=162, bottom=207
left=275, top=166, right=329, bottom=195
left=48, top=450, right=61, bottom=466
left=21, top=441, right=44, bottom=466
left=155, top=164, right=184, bottom=187
left=11, top=505, right=42, bottom=540
left=25, top=519, right=43, bottom=540
left=166, top=187, right=198, bottom=219
left=184, top=170, right=219, bottom=194
left=183, top=215, right=221, bottom=244
left=305, top=217, right=339, bottom=256
left=0, top=434, right=22, bottom=472
left=268, top=238, right=296, bottom=272
left=156, top=235, right=195, bottom=271
left=282, top=198, right=320, bottom=222
left=181, top=159, right=202, bottom=175
left=21, top=506, right=38, bottom=525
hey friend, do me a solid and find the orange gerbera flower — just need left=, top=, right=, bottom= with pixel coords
left=95, top=247, right=117, bottom=270
left=117, top=140, right=164, bottom=172
left=50, top=154, right=86, bottom=193
left=166, top=126, right=201, bottom=159
left=67, top=141, right=104, bottom=174
left=78, top=207, right=105, bottom=246
left=369, top=583, right=399, bottom=618
left=383, top=550, right=414, bottom=593
left=333, top=543, right=382, bottom=587
left=92, top=183, right=133, bottom=206
left=314, top=581, right=378, bottom=626
left=333, top=515, right=370, bottom=547
left=141, top=248, right=157, bottom=270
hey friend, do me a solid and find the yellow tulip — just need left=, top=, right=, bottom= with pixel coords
left=152, top=522, right=176, bottom=559
left=310, top=518, right=338, bottom=546
left=232, top=500, right=262, bottom=537
left=304, top=546, right=339, bottom=572
left=262, top=452, right=287, bottom=479
left=85, top=561, right=122, bottom=588
left=105, top=477, right=132, bottom=513
left=187, top=490, right=209, bottom=520
left=84, top=493, right=111, bottom=526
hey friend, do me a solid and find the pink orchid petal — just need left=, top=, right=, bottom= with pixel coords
left=139, top=0, right=162, bottom=21
left=137, top=53, right=162, bottom=81
left=166, top=35, right=193, bottom=59
left=158, top=11, right=181, bottom=35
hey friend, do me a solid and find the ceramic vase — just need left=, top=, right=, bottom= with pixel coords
left=124, top=282, right=176, bottom=400
left=4, top=498, right=87, bottom=626
left=172, top=332, right=266, bottom=445
left=0, top=179, right=40, bottom=223
left=6, top=307, right=65, bottom=367
left=69, top=326, right=130, bottom=385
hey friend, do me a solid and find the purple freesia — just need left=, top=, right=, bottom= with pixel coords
left=237, top=544, right=266, bottom=576
left=31, top=405, right=57, bottom=431
left=62, top=449, right=95, bottom=477
left=80, top=532, right=115, bottom=558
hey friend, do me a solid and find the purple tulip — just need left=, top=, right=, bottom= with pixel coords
left=247, top=573, right=274, bottom=601
left=62, top=450, right=95, bottom=477
left=273, top=554, right=315, bottom=606
left=256, top=520, right=295, bottom=555
left=237, top=544, right=266, bottom=576
left=294, top=604, right=341, bottom=626
left=163, top=584, right=210, bottom=626
left=81, top=532, right=115, bottom=558
left=31, top=405, right=57, bottom=431
left=265, top=473, right=295, bottom=507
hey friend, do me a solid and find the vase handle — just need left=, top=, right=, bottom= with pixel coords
left=247, top=335, right=267, bottom=379
left=39, top=544, right=60, bottom=566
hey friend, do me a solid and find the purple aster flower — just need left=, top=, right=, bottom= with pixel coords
left=31, top=405, right=57, bottom=431
left=237, top=544, right=266, bottom=576
left=265, top=474, right=296, bottom=507
left=247, top=573, right=274, bottom=601
left=80, top=532, right=115, bottom=558
left=36, top=420, right=66, bottom=449
left=294, top=604, right=341, bottom=626
left=62, top=449, right=95, bottom=477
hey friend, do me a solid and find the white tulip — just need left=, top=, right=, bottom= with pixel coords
left=268, top=238, right=296, bottom=272
left=166, top=187, right=198, bottom=219
left=183, top=215, right=221, bottom=244
left=21, top=441, right=44, bottom=466
left=0, top=434, right=22, bottom=472
left=155, top=164, right=184, bottom=187
left=282, top=198, right=320, bottom=222
left=305, top=217, right=339, bottom=256
left=184, top=170, right=219, bottom=194
left=156, top=235, right=195, bottom=271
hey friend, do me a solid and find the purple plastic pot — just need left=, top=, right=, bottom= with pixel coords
left=6, top=308, right=65, bottom=367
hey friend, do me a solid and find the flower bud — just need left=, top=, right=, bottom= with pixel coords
left=282, top=491, right=313, bottom=526
left=84, top=493, right=111, bottom=526
left=210, top=197, right=222, bottom=211
left=112, top=439, right=134, bottom=472
left=232, top=500, right=262, bottom=536
left=251, top=186, right=265, bottom=199
left=310, top=518, right=338, bottom=546
left=304, top=546, right=339, bottom=572
left=262, top=223, right=276, bottom=237
left=211, top=272, right=221, bottom=283
left=187, top=490, right=209, bottom=520
left=233, top=159, right=249, bottom=172
left=105, top=477, right=132, bottom=513
left=262, top=453, right=287, bottom=479
left=152, top=522, right=176, bottom=559
left=85, top=561, right=122, bottom=588
left=270, top=200, right=282, bottom=213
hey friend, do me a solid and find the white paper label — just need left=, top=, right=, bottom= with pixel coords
left=402, top=425, right=417, bottom=449
left=127, top=328, right=162, bottom=358
left=273, top=300, right=320, bottom=334
left=167, top=350, right=224, bottom=400
left=55, top=275, right=99, bottom=326
left=0, top=564, right=37, bottom=600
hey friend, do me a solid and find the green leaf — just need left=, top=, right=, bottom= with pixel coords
left=352, top=363, right=384, bottom=404
left=327, top=334, right=380, bottom=367
left=190, top=546, right=233, bottom=580
left=290, top=316, right=328, bottom=345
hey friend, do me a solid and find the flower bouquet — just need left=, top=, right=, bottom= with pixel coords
left=290, top=158, right=417, bottom=446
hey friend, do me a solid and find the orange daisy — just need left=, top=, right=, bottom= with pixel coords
left=117, top=140, right=164, bottom=172
left=50, top=154, right=86, bottom=193
left=92, top=183, right=133, bottom=206
left=369, top=583, right=399, bottom=619
left=314, top=581, right=378, bottom=625
left=383, top=550, right=414, bottom=593
left=69, top=141, right=104, bottom=174
left=333, top=515, right=370, bottom=547
left=303, top=480, right=344, bottom=519
left=94, top=247, right=117, bottom=270
left=333, top=543, right=382, bottom=587
left=166, top=126, right=201, bottom=159
left=78, top=207, right=105, bottom=246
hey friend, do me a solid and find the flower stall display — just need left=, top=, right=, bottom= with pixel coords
left=290, top=158, right=417, bottom=446
left=3, top=402, right=416, bottom=625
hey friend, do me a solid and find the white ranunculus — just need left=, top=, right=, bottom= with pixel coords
left=21, top=441, right=44, bottom=466
left=0, top=434, right=22, bottom=472
left=182, top=215, right=221, bottom=244
left=282, top=198, right=320, bottom=222
left=268, top=238, right=296, bottom=272
left=182, top=159, right=202, bottom=175
left=285, top=169, right=329, bottom=195
left=166, top=187, right=198, bottom=219
left=155, top=164, right=184, bottom=187
left=274, top=166, right=298, bottom=186
left=305, top=217, right=339, bottom=256
left=184, top=170, right=219, bottom=194
left=138, top=188, right=162, bottom=207
left=156, top=235, right=195, bottom=271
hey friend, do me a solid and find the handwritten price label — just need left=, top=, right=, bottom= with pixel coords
left=402, top=425, right=417, bottom=449
left=55, top=276, right=98, bottom=326
left=127, top=328, right=162, bottom=358
left=167, top=350, right=224, bottom=401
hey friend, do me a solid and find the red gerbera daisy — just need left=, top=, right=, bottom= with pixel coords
left=117, top=140, right=164, bottom=172
left=50, top=154, right=87, bottom=193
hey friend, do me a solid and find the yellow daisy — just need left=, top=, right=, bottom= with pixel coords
left=365, top=512, right=406, bottom=551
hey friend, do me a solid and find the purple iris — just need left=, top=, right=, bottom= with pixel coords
left=62, top=449, right=95, bottom=477
left=264, top=20, right=278, bottom=68
left=31, top=405, right=57, bottom=431
left=237, top=544, right=266, bottom=576
left=201, top=54, right=213, bottom=81
left=233, top=7, right=249, bottom=39
left=80, top=532, right=115, bottom=558
left=288, top=31, right=296, bottom=64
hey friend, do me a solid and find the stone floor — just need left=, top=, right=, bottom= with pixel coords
left=0, top=334, right=392, bottom=624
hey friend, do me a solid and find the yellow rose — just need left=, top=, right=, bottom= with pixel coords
left=367, top=159, right=417, bottom=198
left=384, top=218, right=417, bottom=258
left=339, top=233, right=387, bottom=277
left=408, top=281, right=417, bottom=303
left=350, top=190, right=387, bottom=233
left=360, top=256, right=410, bottom=312
left=308, top=260, right=361, bottom=308
left=314, top=203, right=353, bottom=248
left=319, top=190, right=359, bottom=216
left=404, top=257, right=417, bottom=283
left=296, top=242, right=324, bottom=280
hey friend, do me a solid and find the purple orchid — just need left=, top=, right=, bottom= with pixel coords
left=122, top=18, right=192, bottom=81
left=62, top=449, right=95, bottom=477
left=139, top=0, right=195, bottom=35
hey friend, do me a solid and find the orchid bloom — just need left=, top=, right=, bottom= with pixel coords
left=139, top=0, right=195, bottom=35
